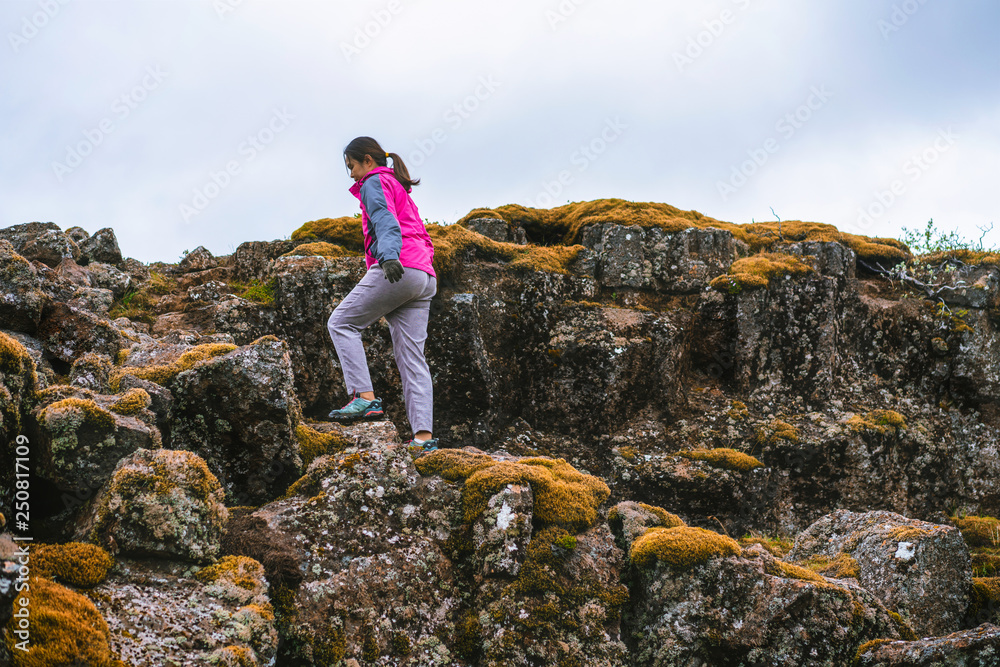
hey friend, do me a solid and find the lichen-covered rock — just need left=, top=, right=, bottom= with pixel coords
left=787, top=509, right=972, bottom=636
left=169, top=335, right=305, bottom=506
left=472, top=483, right=533, bottom=577
left=0, top=221, right=80, bottom=267
left=179, top=245, right=217, bottom=272
left=0, top=239, right=48, bottom=334
left=73, top=448, right=228, bottom=563
left=630, top=542, right=905, bottom=666
left=607, top=500, right=684, bottom=550
left=78, top=226, right=122, bottom=265
left=232, top=239, right=296, bottom=282
left=253, top=440, right=464, bottom=666
left=856, top=623, right=1000, bottom=666
left=31, top=387, right=161, bottom=495
left=86, top=261, right=133, bottom=300
left=464, top=217, right=527, bottom=245
left=578, top=223, right=743, bottom=291
left=88, top=555, right=276, bottom=665
left=68, top=350, right=114, bottom=392
left=36, top=300, right=125, bottom=363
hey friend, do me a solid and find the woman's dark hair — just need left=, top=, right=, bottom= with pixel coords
left=343, top=136, right=420, bottom=192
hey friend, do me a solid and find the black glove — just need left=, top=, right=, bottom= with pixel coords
left=380, top=258, right=404, bottom=283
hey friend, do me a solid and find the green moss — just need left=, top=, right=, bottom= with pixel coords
left=854, top=638, right=893, bottom=663
left=617, top=446, right=639, bottom=462
left=727, top=400, right=749, bottom=421
left=630, top=525, right=741, bottom=569
left=953, top=516, right=1000, bottom=548
left=390, top=630, right=411, bottom=656
left=675, top=447, right=763, bottom=472
left=795, top=553, right=860, bottom=579
left=636, top=503, right=685, bottom=529
left=737, top=534, right=794, bottom=558
left=109, top=387, right=151, bottom=415
left=710, top=252, right=815, bottom=292
left=453, top=610, right=482, bottom=661
left=109, top=342, right=237, bottom=391
left=361, top=623, right=379, bottom=661
left=847, top=409, right=907, bottom=434
left=887, top=610, right=918, bottom=641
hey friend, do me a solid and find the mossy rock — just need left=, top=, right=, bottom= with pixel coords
left=280, top=241, right=359, bottom=259
left=953, top=515, right=1000, bottom=548
left=109, top=387, right=152, bottom=415
left=109, top=342, right=238, bottom=392
left=294, top=423, right=350, bottom=468
left=630, top=525, right=741, bottom=569
left=416, top=450, right=610, bottom=531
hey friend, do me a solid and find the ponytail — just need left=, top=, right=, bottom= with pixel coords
left=344, top=136, right=421, bottom=192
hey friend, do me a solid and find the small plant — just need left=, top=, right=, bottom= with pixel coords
left=899, top=219, right=996, bottom=255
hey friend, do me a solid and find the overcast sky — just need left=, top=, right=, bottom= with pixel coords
left=2, top=0, right=997, bottom=264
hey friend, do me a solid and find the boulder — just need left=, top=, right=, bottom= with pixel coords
left=0, top=221, right=79, bottom=267
left=232, top=239, right=296, bottom=282
left=471, top=482, right=533, bottom=577
left=0, top=239, right=48, bottom=333
left=73, top=448, right=228, bottom=563
left=35, top=301, right=125, bottom=363
left=464, top=217, right=527, bottom=244
left=86, top=261, right=133, bottom=300
left=179, top=245, right=216, bottom=272
left=89, top=554, right=277, bottom=665
left=168, top=335, right=305, bottom=505
left=78, top=227, right=122, bottom=265
left=855, top=623, right=1000, bottom=666
left=787, top=509, right=972, bottom=636
left=630, top=541, right=907, bottom=666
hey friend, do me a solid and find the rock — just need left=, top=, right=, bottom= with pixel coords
left=35, top=301, right=125, bottom=363
left=86, top=261, right=133, bottom=300
left=472, top=483, right=533, bottom=576
left=30, top=385, right=161, bottom=496
left=64, top=226, right=90, bottom=244
left=464, top=217, right=527, bottom=244
left=89, top=555, right=277, bottom=665
left=0, top=221, right=79, bottom=267
left=787, top=509, right=972, bottom=636
left=0, top=239, right=48, bottom=333
left=179, top=245, right=217, bottom=272
left=78, top=226, right=122, bottom=265
left=117, top=374, right=175, bottom=447
left=630, top=542, right=907, bottom=666
left=232, top=239, right=296, bottom=282
left=118, top=257, right=151, bottom=283
left=53, top=256, right=92, bottom=287
left=856, top=623, right=1000, bottom=666
left=73, top=448, right=228, bottom=563
left=169, top=335, right=305, bottom=506
left=607, top=500, right=684, bottom=550
left=252, top=440, right=464, bottom=666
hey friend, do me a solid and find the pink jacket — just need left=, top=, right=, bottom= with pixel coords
left=349, top=166, right=436, bottom=278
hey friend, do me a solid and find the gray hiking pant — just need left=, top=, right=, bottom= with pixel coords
left=327, top=265, right=437, bottom=434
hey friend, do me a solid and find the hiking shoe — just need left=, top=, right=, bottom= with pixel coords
left=407, top=438, right=439, bottom=452
left=328, top=392, right=385, bottom=421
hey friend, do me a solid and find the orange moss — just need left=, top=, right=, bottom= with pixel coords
left=675, top=447, right=763, bottom=472
left=109, top=342, right=237, bottom=391
left=710, top=252, right=815, bottom=293
left=4, top=576, right=116, bottom=665
left=109, top=387, right=151, bottom=415
left=295, top=423, right=350, bottom=468
left=289, top=216, right=365, bottom=251
left=414, top=449, right=496, bottom=481
left=953, top=516, right=1000, bottom=548
left=33, top=542, right=114, bottom=588
left=630, top=526, right=740, bottom=569
left=455, top=199, right=911, bottom=264
left=281, top=241, right=359, bottom=259
left=39, top=397, right=116, bottom=430
left=847, top=409, right=907, bottom=434
left=426, top=223, right=584, bottom=277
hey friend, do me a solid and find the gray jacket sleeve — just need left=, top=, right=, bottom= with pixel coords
left=359, top=176, right=403, bottom=263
